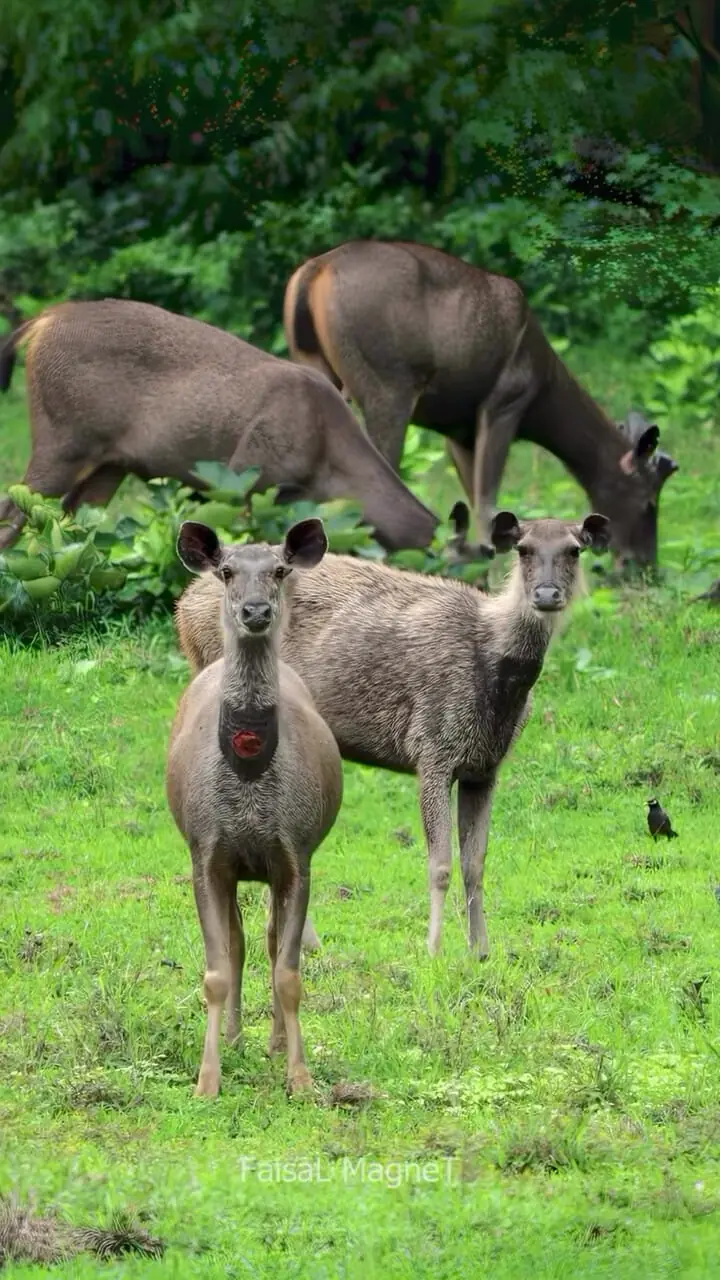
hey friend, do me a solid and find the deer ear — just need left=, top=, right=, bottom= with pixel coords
left=655, top=451, right=679, bottom=484
left=448, top=501, right=470, bottom=539
left=634, top=424, right=660, bottom=459
left=283, top=517, right=327, bottom=569
left=177, top=521, right=222, bottom=573
left=491, top=511, right=522, bottom=552
left=577, top=513, right=611, bottom=552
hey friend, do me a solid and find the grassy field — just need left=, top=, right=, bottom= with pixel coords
left=1, top=355, right=720, bottom=1277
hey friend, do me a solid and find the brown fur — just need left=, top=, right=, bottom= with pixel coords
left=175, top=510, right=610, bottom=958
left=167, top=518, right=343, bottom=1096
left=284, top=239, right=677, bottom=565
left=0, top=298, right=438, bottom=551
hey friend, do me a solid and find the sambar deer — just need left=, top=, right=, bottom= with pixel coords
left=175, top=504, right=611, bottom=961
left=167, top=517, right=343, bottom=1096
left=283, top=240, right=677, bottom=567
left=0, top=298, right=438, bottom=552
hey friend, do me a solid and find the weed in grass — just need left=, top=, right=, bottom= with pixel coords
left=498, top=1127, right=589, bottom=1175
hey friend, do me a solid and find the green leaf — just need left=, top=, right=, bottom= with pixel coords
left=193, top=462, right=261, bottom=497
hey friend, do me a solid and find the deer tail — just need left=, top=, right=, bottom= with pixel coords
left=285, top=261, right=323, bottom=358
left=0, top=317, right=37, bottom=393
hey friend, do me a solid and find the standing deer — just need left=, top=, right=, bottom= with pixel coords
left=175, top=505, right=611, bottom=960
left=166, top=517, right=343, bottom=1096
left=0, top=298, right=438, bottom=552
left=283, top=240, right=677, bottom=566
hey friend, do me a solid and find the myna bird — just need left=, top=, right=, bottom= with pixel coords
left=690, top=578, right=720, bottom=604
left=647, top=797, right=678, bottom=841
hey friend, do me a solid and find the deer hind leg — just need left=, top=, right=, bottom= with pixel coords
left=192, top=859, right=234, bottom=1098
left=63, top=462, right=128, bottom=512
left=266, top=893, right=286, bottom=1057
left=418, top=770, right=454, bottom=957
left=458, top=775, right=497, bottom=961
left=0, top=457, right=95, bottom=550
left=0, top=458, right=128, bottom=549
left=273, top=866, right=313, bottom=1095
left=301, top=917, right=321, bottom=952
left=0, top=495, right=28, bottom=549
left=225, top=891, right=245, bottom=1047
left=264, top=885, right=320, bottom=954
left=355, top=381, right=419, bottom=472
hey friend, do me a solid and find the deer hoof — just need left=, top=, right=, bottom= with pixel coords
left=301, top=919, right=322, bottom=952
left=195, top=1067, right=220, bottom=1098
left=287, top=1066, right=313, bottom=1096
left=267, top=1031, right=287, bottom=1057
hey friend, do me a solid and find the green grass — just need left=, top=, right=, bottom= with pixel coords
left=1, top=352, right=720, bottom=1277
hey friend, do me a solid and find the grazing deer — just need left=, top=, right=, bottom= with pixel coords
left=175, top=505, right=610, bottom=959
left=0, top=298, right=438, bottom=552
left=283, top=239, right=677, bottom=566
left=166, top=517, right=343, bottom=1096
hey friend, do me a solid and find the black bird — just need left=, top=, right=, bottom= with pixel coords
left=690, top=578, right=720, bottom=604
left=647, top=797, right=678, bottom=841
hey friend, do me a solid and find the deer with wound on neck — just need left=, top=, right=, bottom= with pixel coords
left=166, top=517, right=342, bottom=1097
left=175, top=504, right=610, bottom=960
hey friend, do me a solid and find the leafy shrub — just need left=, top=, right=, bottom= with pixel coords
left=0, top=454, right=491, bottom=635
left=645, top=285, right=720, bottom=433
left=0, top=486, right=127, bottom=620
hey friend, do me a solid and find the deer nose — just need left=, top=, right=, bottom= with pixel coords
left=241, top=601, right=272, bottom=631
left=532, top=585, right=562, bottom=611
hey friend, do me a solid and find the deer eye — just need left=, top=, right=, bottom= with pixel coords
left=517, top=545, right=531, bottom=558
left=274, top=565, right=288, bottom=580
left=569, top=545, right=581, bottom=558
left=219, top=565, right=232, bottom=583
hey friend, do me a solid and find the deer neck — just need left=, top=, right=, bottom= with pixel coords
left=482, top=566, right=558, bottom=694
left=218, top=624, right=280, bottom=781
left=522, top=356, right=628, bottom=515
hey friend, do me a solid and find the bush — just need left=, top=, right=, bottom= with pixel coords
left=645, top=285, right=720, bottom=434
left=0, top=463, right=486, bottom=635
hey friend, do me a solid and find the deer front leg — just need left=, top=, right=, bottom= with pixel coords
left=458, top=775, right=497, bottom=961
left=273, top=868, right=314, bottom=1095
left=471, top=408, right=518, bottom=552
left=192, top=860, right=234, bottom=1097
left=418, top=770, right=454, bottom=956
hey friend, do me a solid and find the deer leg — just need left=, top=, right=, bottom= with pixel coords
left=63, top=462, right=128, bottom=512
left=0, top=495, right=27, bottom=549
left=274, top=868, right=314, bottom=1094
left=418, top=770, right=454, bottom=956
left=458, top=775, right=497, bottom=961
left=447, top=440, right=475, bottom=505
left=192, top=860, right=233, bottom=1098
left=225, top=891, right=245, bottom=1047
left=301, top=917, right=321, bottom=952
left=264, top=885, right=319, bottom=953
left=266, top=892, right=286, bottom=1056
left=0, top=451, right=94, bottom=550
left=353, top=383, right=419, bottom=472
left=470, top=408, right=519, bottom=551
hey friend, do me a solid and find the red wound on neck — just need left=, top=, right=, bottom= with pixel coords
left=231, top=729, right=263, bottom=758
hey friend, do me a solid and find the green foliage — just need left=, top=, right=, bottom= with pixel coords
left=2, top=3, right=720, bottom=348
left=3, top=464, right=471, bottom=630
left=0, top=485, right=127, bottom=620
left=645, top=284, right=720, bottom=432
